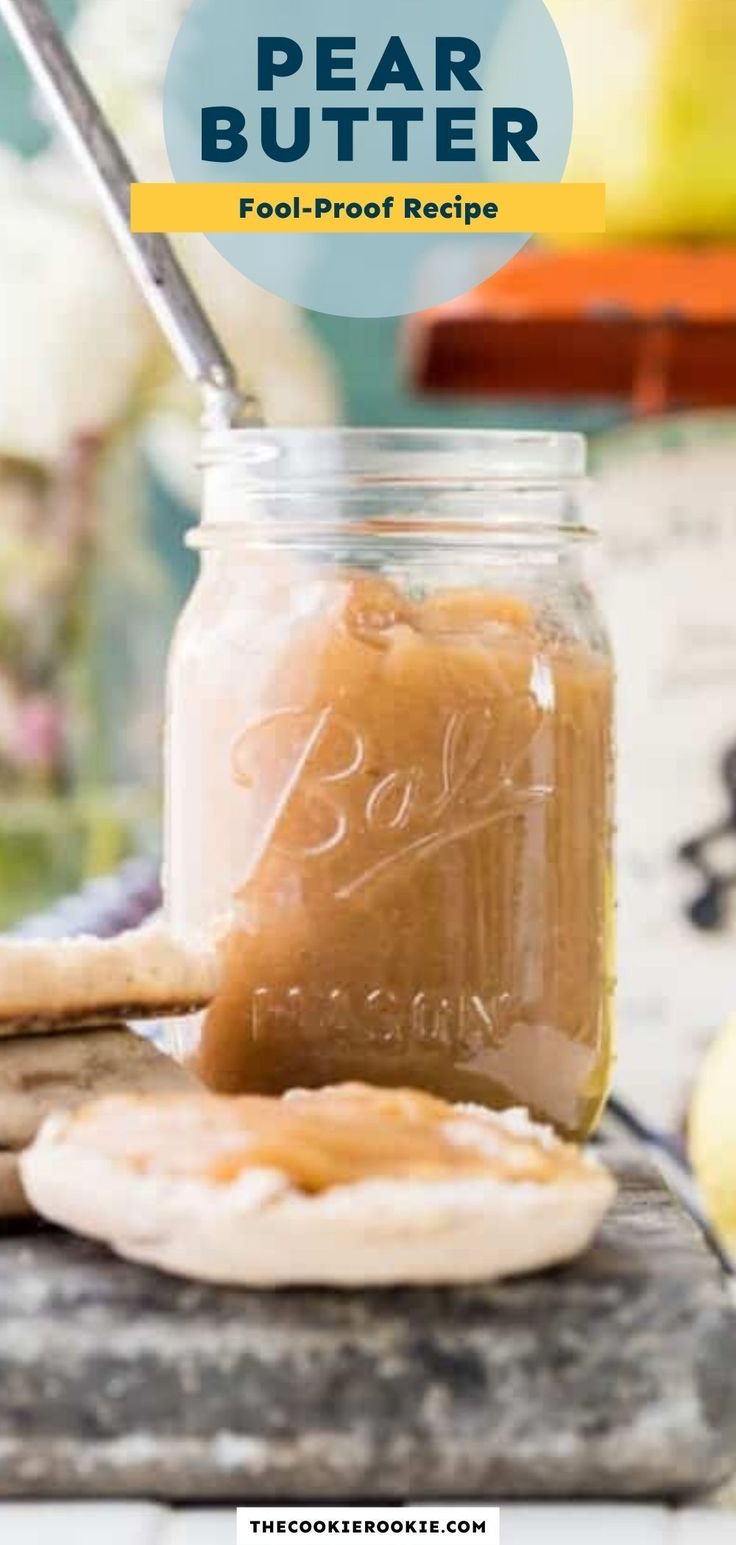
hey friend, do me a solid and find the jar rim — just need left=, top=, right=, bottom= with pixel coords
left=200, top=426, right=587, bottom=486
left=197, top=427, right=592, bottom=545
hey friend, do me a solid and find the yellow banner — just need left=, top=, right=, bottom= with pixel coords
left=131, top=181, right=605, bottom=235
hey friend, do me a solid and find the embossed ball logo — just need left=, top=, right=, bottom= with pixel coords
left=231, top=699, right=550, bottom=901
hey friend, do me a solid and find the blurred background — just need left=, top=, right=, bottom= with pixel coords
left=1, top=0, right=735, bottom=1253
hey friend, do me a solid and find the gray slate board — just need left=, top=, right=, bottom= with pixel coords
left=0, top=1141, right=735, bottom=1501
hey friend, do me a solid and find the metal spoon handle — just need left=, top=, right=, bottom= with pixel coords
left=0, top=0, right=261, bottom=428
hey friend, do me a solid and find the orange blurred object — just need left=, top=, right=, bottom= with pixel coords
left=406, top=247, right=736, bottom=416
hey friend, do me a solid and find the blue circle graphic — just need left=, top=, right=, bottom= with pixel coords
left=164, top=0, right=572, bottom=316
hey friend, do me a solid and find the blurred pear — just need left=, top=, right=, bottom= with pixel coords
left=547, top=0, right=736, bottom=238
left=689, top=1017, right=736, bottom=1259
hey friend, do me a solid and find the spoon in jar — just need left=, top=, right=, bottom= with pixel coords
left=0, top=0, right=263, bottom=432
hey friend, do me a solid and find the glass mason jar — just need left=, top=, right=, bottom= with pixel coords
left=165, top=429, right=614, bottom=1138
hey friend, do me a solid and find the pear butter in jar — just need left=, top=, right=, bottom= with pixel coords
left=165, top=430, right=614, bottom=1139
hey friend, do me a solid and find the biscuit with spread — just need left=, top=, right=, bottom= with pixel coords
left=21, top=1082, right=616, bottom=1286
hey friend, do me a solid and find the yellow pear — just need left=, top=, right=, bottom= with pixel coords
left=547, top=0, right=736, bottom=238
left=689, top=1017, right=736, bottom=1257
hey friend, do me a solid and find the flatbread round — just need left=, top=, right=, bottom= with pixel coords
left=0, top=926, right=219, bottom=1034
left=21, top=1084, right=615, bottom=1287
left=0, top=1027, right=197, bottom=1151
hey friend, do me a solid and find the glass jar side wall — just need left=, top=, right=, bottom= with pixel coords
left=165, top=512, right=614, bottom=1138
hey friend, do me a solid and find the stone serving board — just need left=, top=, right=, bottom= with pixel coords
left=0, top=1140, right=735, bottom=1502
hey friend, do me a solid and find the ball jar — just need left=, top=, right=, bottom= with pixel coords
left=165, top=429, right=614, bottom=1138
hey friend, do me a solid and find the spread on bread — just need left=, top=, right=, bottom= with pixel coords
left=53, top=1082, right=601, bottom=1192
